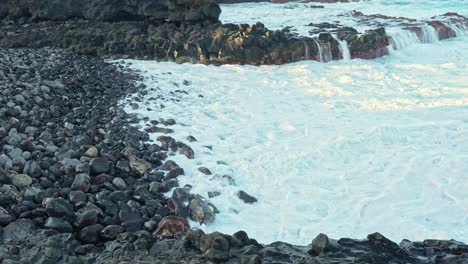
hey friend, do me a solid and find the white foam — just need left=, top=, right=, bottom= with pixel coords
left=120, top=34, right=468, bottom=245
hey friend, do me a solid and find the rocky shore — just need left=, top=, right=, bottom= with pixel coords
left=1, top=47, right=468, bottom=264
left=1, top=0, right=468, bottom=263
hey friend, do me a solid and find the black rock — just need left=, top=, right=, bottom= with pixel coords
left=71, top=173, right=91, bottom=192
left=78, top=224, right=104, bottom=244
left=0, top=214, right=15, bottom=226
left=45, top=198, right=74, bottom=218
left=237, top=190, right=258, bottom=204
left=89, top=158, right=110, bottom=175
left=76, top=211, right=98, bottom=227
left=44, top=217, right=73, bottom=233
left=166, top=168, right=184, bottom=180
left=100, top=225, right=124, bottom=240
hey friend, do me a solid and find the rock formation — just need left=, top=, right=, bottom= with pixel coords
left=0, top=0, right=221, bottom=22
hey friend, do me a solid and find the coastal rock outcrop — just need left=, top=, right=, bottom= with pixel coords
left=0, top=19, right=391, bottom=64
left=0, top=0, right=221, bottom=23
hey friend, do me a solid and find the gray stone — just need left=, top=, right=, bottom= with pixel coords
left=71, top=173, right=91, bottom=192
left=0, top=154, right=13, bottom=169
left=7, top=148, right=23, bottom=159
left=14, top=94, right=26, bottom=104
left=69, top=190, right=87, bottom=204
left=11, top=174, right=32, bottom=188
left=112, top=177, right=127, bottom=190
left=84, top=147, right=99, bottom=158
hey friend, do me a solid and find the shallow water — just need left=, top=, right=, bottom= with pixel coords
left=121, top=1, right=468, bottom=245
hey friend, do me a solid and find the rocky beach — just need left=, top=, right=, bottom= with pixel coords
left=1, top=0, right=468, bottom=263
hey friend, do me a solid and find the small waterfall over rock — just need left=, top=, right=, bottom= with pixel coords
left=303, top=40, right=310, bottom=60
left=332, top=35, right=351, bottom=60
left=419, top=25, right=440, bottom=43
left=313, top=37, right=333, bottom=63
left=388, top=21, right=467, bottom=51
left=312, top=38, right=323, bottom=62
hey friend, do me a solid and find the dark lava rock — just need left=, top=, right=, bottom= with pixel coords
left=71, top=173, right=91, bottom=192
left=189, top=195, right=215, bottom=224
left=0, top=214, right=15, bottom=226
left=44, top=217, right=73, bottom=233
left=198, top=167, right=212, bottom=175
left=45, top=198, right=74, bottom=218
left=89, top=158, right=110, bottom=174
left=166, top=168, right=184, bottom=180
left=76, top=211, right=98, bottom=227
left=100, top=225, right=124, bottom=240
left=200, top=232, right=231, bottom=261
left=78, top=224, right=104, bottom=244
left=237, top=190, right=258, bottom=204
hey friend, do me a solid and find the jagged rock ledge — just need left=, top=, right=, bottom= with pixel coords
left=0, top=18, right=389, bottom=64
left=1, top=0, right=467, bottom=65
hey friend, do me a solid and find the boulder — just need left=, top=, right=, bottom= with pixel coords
left=189, top=195, right=215, bottom=224
left=154, top=216, right=190, bottom=237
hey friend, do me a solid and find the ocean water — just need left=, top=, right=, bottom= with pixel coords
left=121, top=1, right=468, bottom=245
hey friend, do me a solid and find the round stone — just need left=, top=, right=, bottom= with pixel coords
left=12, top=174, right=33, bottom=188
left=112, top=177, right=127, bottom=190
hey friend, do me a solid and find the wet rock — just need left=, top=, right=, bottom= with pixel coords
left=346, top=27, right=390, bottom=59
left=237, top=190, right=258, bottom=204
left=129, top=155, right=152, bottom=175
left=154, top=216, right=190, bottom=237
left=189, top=195, right=215, bottom=224
left=179, top=143, right=195, bottom=159
left=309, top=233, right=337, bottom=256
left=200, top=232, right=231, bottom=261
left=166, top=167, right=184, bottom=180
left=428, top=20, right=457, bottom=40
left=198, top=167, right=212, bottom=175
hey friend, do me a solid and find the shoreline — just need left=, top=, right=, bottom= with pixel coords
left=1, top=0, right=468, bottom=262
left=1, top=48, right=467, bottom=263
